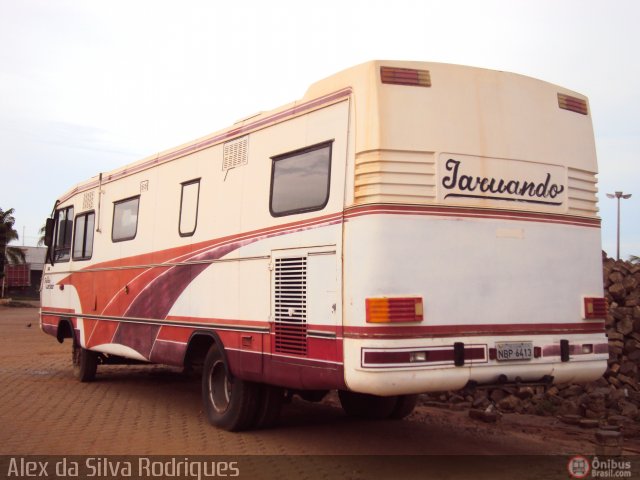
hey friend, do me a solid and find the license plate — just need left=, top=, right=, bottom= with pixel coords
left=496, top=342, right=533, bottom=361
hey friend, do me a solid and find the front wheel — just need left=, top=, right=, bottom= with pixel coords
left=201, top=345, right=259, bottom=431
left=72, top=342, right=98, bottom=382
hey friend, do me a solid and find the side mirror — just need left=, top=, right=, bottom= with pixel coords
left=44, top=218, right=55, bottom=247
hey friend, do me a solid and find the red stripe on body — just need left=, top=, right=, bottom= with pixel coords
left=344, top=322, right=606, bottom=339
left=344, top=204, right=601, bottom=228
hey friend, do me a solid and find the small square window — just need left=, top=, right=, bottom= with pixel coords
left=179, top=179, right=200, bottom=237
left=112, top=196, right=140, bottom=242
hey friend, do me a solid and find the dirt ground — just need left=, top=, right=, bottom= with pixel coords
left=1, top=305, right=638, bottom=479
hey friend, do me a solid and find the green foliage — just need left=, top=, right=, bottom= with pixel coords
left=0, top=208, right=26, bottom=278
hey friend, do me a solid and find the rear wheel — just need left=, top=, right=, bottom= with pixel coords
left=201, top=345, right=259, bottom=431
left=253, top=384, right=284, bottom=429
left=389, top=394, right=418, bottom=419
left=338, top=390, right=398, bottom=419
left=72, top=342, right=98, bottom=382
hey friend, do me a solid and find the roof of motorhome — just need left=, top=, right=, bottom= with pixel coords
left=56, top=60, right=588, bottom=204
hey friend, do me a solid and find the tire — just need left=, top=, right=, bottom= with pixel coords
left=389, top=394, right=418, bottom=419
left=201, top=345, right=259, bottom=432
left=72, top=342, right=98, bottom=382
left=338, top=390, right=398, bottom=419
left=253, top=384, right=284, bottom=429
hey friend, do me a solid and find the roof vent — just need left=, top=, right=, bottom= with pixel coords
left=222, top=136, right=249, bottom=171
left=558, top=93, right=588, bottom=115
left=381, top=66, right=431, bottom=87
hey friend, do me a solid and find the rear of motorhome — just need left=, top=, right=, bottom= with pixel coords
left=41, top=60, right=608, bottom=430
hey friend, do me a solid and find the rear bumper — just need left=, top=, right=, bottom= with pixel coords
left=343, top=333, right=608, bottom=396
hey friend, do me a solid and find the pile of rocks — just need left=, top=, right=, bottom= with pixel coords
left=421, top=254, right=640, bottom=432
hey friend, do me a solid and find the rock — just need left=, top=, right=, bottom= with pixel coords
left=606, top=415, right=631, bottom=426
left=608, top=388, right=628, bottom=404
left=619, top=360, right=638, bottom=377
left=558, top=399, right=582, bottom=416
left=449, top=394, right=466, bottom=404
left=489, top=389, right=508, bottom=403
left=618, top=400, right=638, bottom=418
left=559, top=414, right=582, bottom=426
left=607, top=331, right=625, bottom=341
left=497, top=395, right=522, bottom=412
left=450, top=401, right=473, bottom=411
left=623, top=276, right=638, bottom=292
left=623, top=339, right=640, bottom=354
left=616, top=317, right=635, bottom=336
left=609, top=272, right=625, bottom=284
left=560, top=385, right=584, bottom=398
left=608, top=376, right=622, bottom=388
left=579, top=419, right=600, bottom=428
left=472, top=397, right=491, bottom=410
left=546, top=386, right=560, bottom=396
left=595, top=429, right=623, bottom=444
left=583, top=393, right=607, bottom=417
left=516, top=386, right=535, bottom=400
left=608, top=340, right=624, bottom=355
left=628, top=349, right=640, bottom=362
left=469, top=408, right=499, bottom=423
left=625, top=293, right=640, bottom=307
left=595, top=429, right=623, bottom=456
left=617, top=374, right=639, bottom=390
left=609, top=283, right=626, bottom=302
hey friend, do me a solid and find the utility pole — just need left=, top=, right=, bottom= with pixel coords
left=606, top=191, right=632, bottom=260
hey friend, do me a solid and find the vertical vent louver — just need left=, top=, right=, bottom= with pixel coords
left=558, top=93, right=588, bottom=115
left=274, top=257, right=308, bottom=355
left=222, top=136, right=249, bottom=171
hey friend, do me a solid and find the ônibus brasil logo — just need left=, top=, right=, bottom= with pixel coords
left=568, top=456, right=591, bottom=479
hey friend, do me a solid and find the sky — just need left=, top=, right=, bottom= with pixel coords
left=1, top=0, right=638, bottom=259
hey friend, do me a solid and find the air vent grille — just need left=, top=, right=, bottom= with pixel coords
left=83, top=191, right=94, bottom=210
left=222, top=136, right=249, bottom=171
left=274, top=256, right=307, bottom=355
left=381, top=66, right=431, bottom=87
left=558, top=93, right=588, bottom=115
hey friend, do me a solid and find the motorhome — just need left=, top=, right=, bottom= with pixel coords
left=41, top=60, right=608, bottom=430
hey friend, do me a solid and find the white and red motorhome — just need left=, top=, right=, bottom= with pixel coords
left=41, top=60, right=608, bottom=430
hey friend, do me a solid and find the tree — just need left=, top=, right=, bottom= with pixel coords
left=38, top=223, right=46, bottom=247
left=0, top=208, right=26, bottom=279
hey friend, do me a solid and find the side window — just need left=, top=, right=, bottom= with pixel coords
left=179, top=179, right=200, bottom=237
left=53, top=206, right=74, bottom=262
left=112, top=196, right=140, bottom=242
left=73, top=211, right=95, bottom=260
left=270, top=141, right=333, bottom=217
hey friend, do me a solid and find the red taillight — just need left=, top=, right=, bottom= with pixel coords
left=366, top=297, right=424, bottom=323
left=584, top=297, right=607, bottom=320
left=380, top=66, right=431, bottom=87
